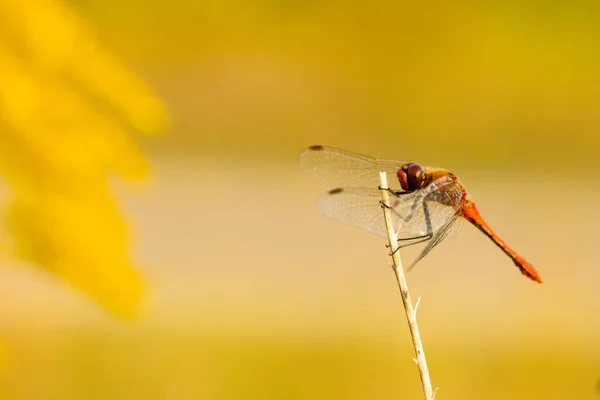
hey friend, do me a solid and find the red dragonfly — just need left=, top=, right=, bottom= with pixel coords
left=299, top=145, right=542, bottom=283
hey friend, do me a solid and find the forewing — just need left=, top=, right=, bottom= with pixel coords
left=299, top=145, right=409, bottom=189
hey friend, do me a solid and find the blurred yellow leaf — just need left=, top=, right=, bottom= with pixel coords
left=0, top=0, right=168, bottom=316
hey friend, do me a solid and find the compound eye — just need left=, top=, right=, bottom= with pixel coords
left=406, top=163, right=425, bottom=190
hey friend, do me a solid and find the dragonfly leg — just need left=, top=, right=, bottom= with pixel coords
left=386, top=197, right=435, bottom=256
left=377, top=186, right=410, bottom=196
left=386, top=233, right=433, bottom=256
left=379, top=199, right=391, bottom=210
left=388, top=190, right=425, bottom=225
left=379, top=194, right=414, bottom=214
left=381, top=190, right=438, bottom=257
left=422, top=198, right=434, bottom=240
left=398, top=233, right=433, bottom=248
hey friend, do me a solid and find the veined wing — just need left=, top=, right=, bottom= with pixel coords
left=316, top=175, right=463, bottom=243
left=407, top=214, right=463, bottom=271
left=299, top=145, right=411, bottom=190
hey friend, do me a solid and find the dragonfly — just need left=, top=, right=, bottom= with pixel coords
left=299, top=145, right=542, bottom=283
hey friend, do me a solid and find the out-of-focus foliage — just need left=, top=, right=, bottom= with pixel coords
left=0, top=0, right=168, bottom=316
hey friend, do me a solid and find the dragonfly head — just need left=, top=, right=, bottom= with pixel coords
left=398, top=162, right=425, bottom=192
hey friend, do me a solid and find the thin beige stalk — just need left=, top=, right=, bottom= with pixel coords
left=379, top=171, right=435, bottom=400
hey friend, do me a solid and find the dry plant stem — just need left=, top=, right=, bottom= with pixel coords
left=379, top=172, right=435, bottom=400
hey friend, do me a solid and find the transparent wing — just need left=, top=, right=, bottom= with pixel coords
left=407, top=214, right=463, bottom=271
left=299, top=145, right=410, bottom=190
left=316, top=176, right=463, bottom=243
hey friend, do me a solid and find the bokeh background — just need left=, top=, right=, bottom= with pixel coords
left=1, top=1, right=600, bottom=399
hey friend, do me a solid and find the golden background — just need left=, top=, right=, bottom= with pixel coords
left=0, top=1, right=599, bottom=398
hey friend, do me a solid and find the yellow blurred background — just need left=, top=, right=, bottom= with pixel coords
left=1, top=0, right=599, bottom=399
